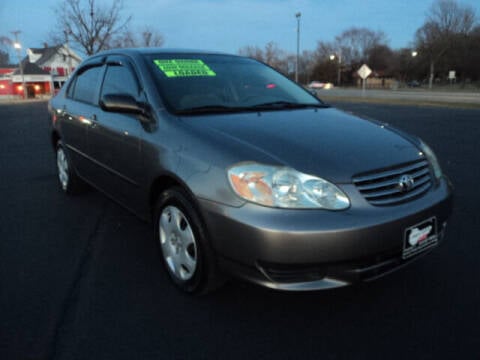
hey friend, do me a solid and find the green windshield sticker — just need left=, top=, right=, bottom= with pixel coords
left=153, top=59, right=216, bottom=78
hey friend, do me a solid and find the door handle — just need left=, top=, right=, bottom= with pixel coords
left=89, top=114, right=98, bottom=128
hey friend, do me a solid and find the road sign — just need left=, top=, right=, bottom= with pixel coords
left=357, top=64, right=372, bottom=80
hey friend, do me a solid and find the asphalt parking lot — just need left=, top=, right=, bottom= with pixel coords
left=1, top=100, right=479, bottom=359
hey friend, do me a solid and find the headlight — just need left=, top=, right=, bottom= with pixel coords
left=228, top=163, right=350, bottom=210
left=419, top=141, right=442, bottom=179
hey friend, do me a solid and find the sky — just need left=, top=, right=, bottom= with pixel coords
left=1, top=0, right=480, bottom=60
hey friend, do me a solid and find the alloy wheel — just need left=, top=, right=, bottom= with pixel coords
left=159, top=205, right=198, bottom=281
left=57, top=147, right=69, bottom=191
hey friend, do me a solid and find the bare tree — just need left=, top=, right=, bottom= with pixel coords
left=0, top=36, right=13, bottom=47
left=53, top=0, right=131, bottom=55
left=140, top=27, right=164, bottom=47
left=263, top=42, right=281, bottom=65
left=238, top=42, right=290, bottom=74
left=310, top=42, right=336, bottom=83
left=311, top=29, right=387, bottom=85
left=334, top=27, right=388, bottom=66
left=238, top=45, right=265, bottom=62
left=466, top=25, right=480, bottom=81
left=0, top=50, right=9, bottom=66
left=0, top=37, right=12, bottom=65
left=367, top=44, right=394, bottom=74
left=264, top=42, right=288, bottom=73
left=111, top=26, right=164, bottom=49
left=299, top=50, right=315, bottom=83
left=314, top=41, right=335, bottom=60
left=415, top=0, right=477, bottom=88
left=428, top=0, right=475, bottom=34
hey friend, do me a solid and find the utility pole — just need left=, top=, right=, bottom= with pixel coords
left=295, top=12, right=301, bottom=83
left=11, top=30, right=27, bottom=99
left=330, top=51, right=342, bottom=86
left=64, top=30, right=73, bottom=77
left=337, top=51, right=342, bottom=87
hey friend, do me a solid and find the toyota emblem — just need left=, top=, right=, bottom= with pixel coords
left=398, top=174, right=415, bottom=192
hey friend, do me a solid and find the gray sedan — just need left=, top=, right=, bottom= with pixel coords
left=49, top=49, right=452, bottom=294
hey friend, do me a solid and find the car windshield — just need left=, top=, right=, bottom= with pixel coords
left=145, top=53, right=327, bottom=115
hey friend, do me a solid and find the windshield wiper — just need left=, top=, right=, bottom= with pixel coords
left=176, top=105, right=248, bottom=115
left=249, top=101, right=330, bottom=110
left=176, top=101, right=330, bottom=115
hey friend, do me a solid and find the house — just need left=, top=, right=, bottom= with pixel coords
left=0, top=43, right=82, bottom=99
left=27, top=44, right=82, bottom=90
left=14, top=62, right=53, bottom=97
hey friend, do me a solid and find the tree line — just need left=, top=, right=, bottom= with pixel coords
left=0, top=0, right=164, bottom=64
left=243, top=0, right=480, bottom=87
left=1, top=0, right=478, bottom=88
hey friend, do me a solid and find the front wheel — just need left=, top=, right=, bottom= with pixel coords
left=154, top=187, right=224, bottom=294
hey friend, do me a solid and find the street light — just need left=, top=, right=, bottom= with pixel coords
left=295, top=12, right=301, bottom=83
left=330, top=51, right=342, bottom=86
left=404, top=50, right=418, bottom=85
left=11, top=31, right=27, bottom=100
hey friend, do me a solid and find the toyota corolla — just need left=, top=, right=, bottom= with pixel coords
left=49, top=49, right=453, bottom=294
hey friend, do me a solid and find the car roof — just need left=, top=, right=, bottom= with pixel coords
left=96, top=48, right=234, bottom=57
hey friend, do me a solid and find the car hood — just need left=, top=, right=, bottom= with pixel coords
left=183, top=107, right=423, bottom=183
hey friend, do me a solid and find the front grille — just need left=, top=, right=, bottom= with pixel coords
left=353, top=159, right=432, bottom=206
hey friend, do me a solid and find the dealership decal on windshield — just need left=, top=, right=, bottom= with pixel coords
left=154, top=59, right=216, bottom=77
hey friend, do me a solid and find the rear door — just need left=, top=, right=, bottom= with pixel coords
left=58, top=63, right=104, bottom=178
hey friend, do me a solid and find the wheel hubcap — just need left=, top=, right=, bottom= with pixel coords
left=159, top=205, right=197, bottom=281
left=57, top=148, right=69, bottom=190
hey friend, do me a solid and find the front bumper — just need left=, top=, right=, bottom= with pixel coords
left=199, top=178, right=453, bottom=290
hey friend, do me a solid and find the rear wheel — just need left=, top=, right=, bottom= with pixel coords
left=154, top=187, right=224, bottom=294
left=56, top=141, right=84, bottom=194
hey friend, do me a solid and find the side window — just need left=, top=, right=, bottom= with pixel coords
left=71, top=66, right=103, bottom=104
left=66, top=76, right=77, bottom=98
left=101, top=65, right=139, bottom=99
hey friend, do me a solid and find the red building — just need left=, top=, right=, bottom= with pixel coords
left=0, top=67, right=15, bottom=96
left=0, top=43, right=82, bottom=99
left=1, top=62, right=53, bottom=97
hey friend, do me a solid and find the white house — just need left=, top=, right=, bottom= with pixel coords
left=27, top=44, right=82, bottom=90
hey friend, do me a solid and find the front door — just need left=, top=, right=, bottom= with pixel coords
left=86, top=58, right=146, bottom=213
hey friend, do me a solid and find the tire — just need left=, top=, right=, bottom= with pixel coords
left=55, top=140, right=84, bottom=195
left=154, top=187, right=224, bottom=294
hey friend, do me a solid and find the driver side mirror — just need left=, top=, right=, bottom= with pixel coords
left=100, top=93, right=144, bottom=115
